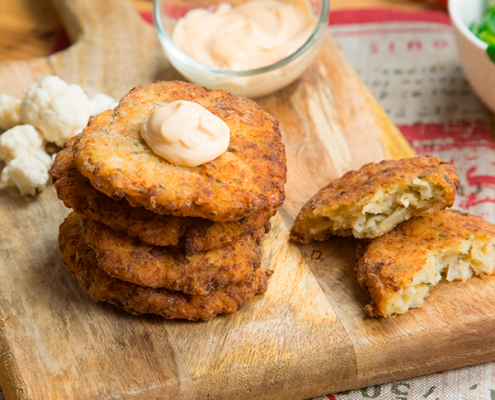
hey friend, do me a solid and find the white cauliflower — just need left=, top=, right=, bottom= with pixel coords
left=1, top=156, right=49, bottom=196
left=20, top=75, right=92, bottom=146
left=90, top=93, right=117, bottom=115
left=0, top=125, right=52, bottom=168
left=20, top=76, right=67, bottom=125
left=38, top=85, right=92, bottom=146
left=0, top=94, right=22, bottom=130
left=0, top=76, right=117, bottom=197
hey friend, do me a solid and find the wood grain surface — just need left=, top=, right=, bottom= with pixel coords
left=0, top=0, right=493, bottom=399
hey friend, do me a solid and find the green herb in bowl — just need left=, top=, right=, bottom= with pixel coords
left=470, top=0, right=495, bottom=62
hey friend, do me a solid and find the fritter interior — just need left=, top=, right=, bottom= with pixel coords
left=291, top=157, right=460, bottom=242
left=297, top=178, right=449, bottom=239
left=357, top=210, right=495, bottom=318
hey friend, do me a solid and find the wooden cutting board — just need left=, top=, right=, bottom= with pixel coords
left=0, top=1, right=493, bottom=399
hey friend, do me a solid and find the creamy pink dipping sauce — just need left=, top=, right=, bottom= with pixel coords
left=172, top=0, right=316, bottom=71
left=140, top=101, right=230, bottom=167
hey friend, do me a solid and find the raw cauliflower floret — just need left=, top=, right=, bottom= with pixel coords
left=0, top=76, right=117, bottom=197
left=0, top=94, right=22, bottom=130
left=38, top=85, right=92, bottom=146
left=90, top=93, right=117, bottom=115
left=20, top=76, right=92, bottom=146
left=20, top=76, right=68, bottom=125
left=0, top=125, right=52, bottom=168
left=1, top=156, right=49, bottom=196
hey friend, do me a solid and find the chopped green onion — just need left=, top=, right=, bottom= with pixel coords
left=479, top=30, right=495, bottom=45
left=488, top=9, right=495, bottom=34
left=469, top=1, right=495, bottom=63
left=470, top=21, right=481, bottom=35
left=487, top=45, right=495, bottom=62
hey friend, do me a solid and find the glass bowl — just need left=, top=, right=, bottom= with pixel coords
left=153, top=0, right=330, bottom=98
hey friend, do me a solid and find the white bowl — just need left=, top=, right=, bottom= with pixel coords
left=449, top=0, right=495, bottom=112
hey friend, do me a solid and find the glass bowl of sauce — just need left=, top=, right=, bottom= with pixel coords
left=153, top=0, right=330, bottom=98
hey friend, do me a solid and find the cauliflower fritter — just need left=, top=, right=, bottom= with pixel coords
left=54, top=168, right=272, bottom=255
left=50, top=134, right=79, bottom=178
left=291, top=157, right=460, bottom=242
left=59, top=213, right=272, bottom=321
left=357, top=210, right=495, bottom=318
left=69, top=81, right=286, bottom=221
left=78, top=214, right=265, bottom=295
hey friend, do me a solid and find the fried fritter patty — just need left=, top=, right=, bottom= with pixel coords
left=59, top=214, right=272, bottom=321
left=357, top=210, right=495, bottom=318
left=291, top=157, right=460, bottom=242
left=79, top=214, right=265, bottom=295
left=62, top=81, right=286, bottom=221
left=55, top=168, right=272, bottom=255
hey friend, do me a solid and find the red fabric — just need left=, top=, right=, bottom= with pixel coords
left=400, top=122, right=495, bottom=212
left=328, top=8, right=450, bottom=26
left=50, top=8, right=451, bottom=54
left=137, top=8, right=452, bottom=27
left=140, top=11, right=153, bottom=25
left=400, top=122, right=495, bottom=151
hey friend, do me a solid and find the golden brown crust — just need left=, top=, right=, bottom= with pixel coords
left=357, top=210, right=495, bottom=317
left=291, top=157, right=460, bottom=243
left=54, top=168, right=272, bottom=254
left=65, top=81, right=286, bottom=221
left=59, top=214, right=272, bottom=321
left=79, top=214, right=265, bottom=295
left=49, top=135, right=77, bottom=180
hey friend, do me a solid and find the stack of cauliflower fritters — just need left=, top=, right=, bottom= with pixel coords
left=51, top=81, right=287, bottom=321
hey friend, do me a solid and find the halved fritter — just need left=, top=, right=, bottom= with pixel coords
left=65, top=81, right=286, bottom=222
left=55, top=168, right=272, bottom=255
left=59, top=214, right=272, bottom=321
left=78, top=213, right=265, bottom=295
left=357, top=210, right=495, bottom=318
left=291, top=157, right=460, bottom=242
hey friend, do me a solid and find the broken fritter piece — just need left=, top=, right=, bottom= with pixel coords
left=78, top=213, right=265, bottom=295
left=357, top=210, right=495, bottom=318
left=55, top=168, right=272, bottom=255
left=59, top=213, right=272, bottom=321
left=67, top=81, right=286, bottom=221
left=291, top=157, right=460, bottom=242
